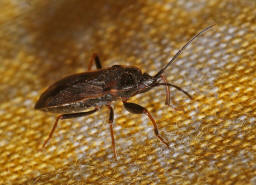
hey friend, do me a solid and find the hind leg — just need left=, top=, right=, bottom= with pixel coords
left=42, top=109, right=99, bottom=148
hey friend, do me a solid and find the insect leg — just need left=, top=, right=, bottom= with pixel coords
left=42, top=108, right=99, bottom=148
left=88, top=53, right=102, bottom=71
left=157, top=78, right=190, bottom=111
left=160, top=75, right=183, bottom=111
left=161, top=75, right=170, bottom=106
left=106, top=105, right=117, bottom=160
left=123, top=101, right=169, bottom=147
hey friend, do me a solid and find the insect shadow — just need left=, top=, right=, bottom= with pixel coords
left=35, top=25, right=214, bottom=160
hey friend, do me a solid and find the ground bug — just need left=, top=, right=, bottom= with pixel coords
left=35, top=25, right=214, bottom=160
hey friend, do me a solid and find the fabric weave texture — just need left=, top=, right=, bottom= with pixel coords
left=0, top=0, right=256, bottom=184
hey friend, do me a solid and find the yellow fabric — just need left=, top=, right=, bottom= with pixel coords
left=1, top=0, right=256, bottom=184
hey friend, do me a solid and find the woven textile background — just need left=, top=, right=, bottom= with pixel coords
left=1, top=0, right=256, bottom=184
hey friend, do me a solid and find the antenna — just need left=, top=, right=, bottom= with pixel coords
left=154, top=25, right=215, bottom=78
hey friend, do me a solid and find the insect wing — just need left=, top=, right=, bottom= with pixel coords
left=35, top=71, right=106, bottom=109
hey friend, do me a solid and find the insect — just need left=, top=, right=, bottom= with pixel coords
left=35, top=25, right=214, bottom=160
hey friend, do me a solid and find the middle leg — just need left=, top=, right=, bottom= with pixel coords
left=106, top=105, right=117, bottom=160
left=88, top=53, right=102, bottom=71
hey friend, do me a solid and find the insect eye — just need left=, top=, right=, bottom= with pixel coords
left=119, top=73, right=135, bottom=89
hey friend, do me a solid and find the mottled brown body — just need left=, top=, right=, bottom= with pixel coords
left=35, top=65, right=146, bottom=113
left=35, top=25, right=214, bottom=160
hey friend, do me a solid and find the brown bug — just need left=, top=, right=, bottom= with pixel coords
left=35, top=25, right=214, bottom=160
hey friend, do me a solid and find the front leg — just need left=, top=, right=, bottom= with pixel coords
left=161, top=74, right=170, bottom=106
left=123, top=101, right=169, bottom=147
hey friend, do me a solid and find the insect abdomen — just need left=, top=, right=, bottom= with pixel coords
left=41, top=94, right=115, bottom=114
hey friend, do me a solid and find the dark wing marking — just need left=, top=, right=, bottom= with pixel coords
left=35, top=71, right=107, bottom=109
left=54, top=82, right=104, bottom=105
